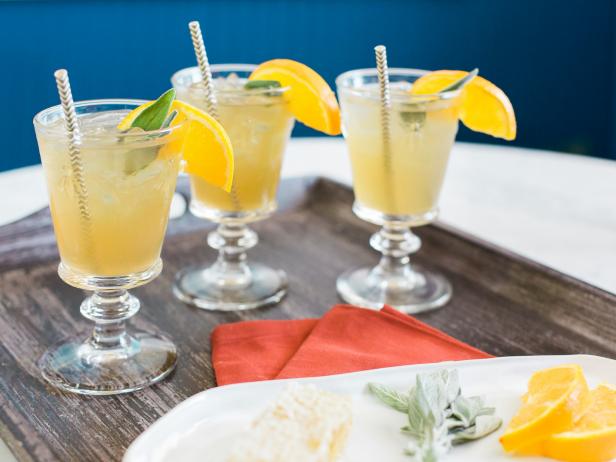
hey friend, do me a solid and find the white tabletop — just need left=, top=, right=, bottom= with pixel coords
left=0, top=138, right=615, bottom=460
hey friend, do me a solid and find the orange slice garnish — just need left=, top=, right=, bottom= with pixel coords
left=249, top=59, right=341, bottom=135
left=119, top=100, right=234, bottom=192
left=411, top=70, right=516, bottom=141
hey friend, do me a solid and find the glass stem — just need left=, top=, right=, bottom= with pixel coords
left=80, top=289, right=140, bottom=349
left=207, top=223, right=258, bottom=289
left=370, top=224, right=422, bottom=288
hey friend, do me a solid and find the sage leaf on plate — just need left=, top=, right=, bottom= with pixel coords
left=367, top=368, right=502, bottom=461
left=405, top=387, right=432, bottom=439
left=368, top=383, right=409, bottom=413
left=446, top=417, right=466, bottom=430
left=443, top=369, right=461, bottom=403
left=405, top=375, right=451, bottom=458
left=451, top=395, right=484, bottom=427
left=419, top=375, right=445, bottom=426
left=450, top=415, right=502, bottom=444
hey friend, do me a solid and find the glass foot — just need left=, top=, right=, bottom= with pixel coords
left=38, top=331, right=177, bottom=396
left=173, top=262, right=287, bottom=311
left=337, top=264, right=452, bottom=314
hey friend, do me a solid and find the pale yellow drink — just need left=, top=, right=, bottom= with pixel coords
left=174, top=73, right=294, bottom=217
left=340, top=88, right=459, bottom=217
left=35, top=109, right=183, bottom=277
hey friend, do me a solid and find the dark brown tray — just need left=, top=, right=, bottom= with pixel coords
left=1, top=177, right=615, bottom=462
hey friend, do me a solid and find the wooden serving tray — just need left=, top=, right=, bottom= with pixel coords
left=0, top=177, right=614, bottom=462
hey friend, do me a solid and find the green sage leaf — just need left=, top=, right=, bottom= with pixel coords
left=450, top=415, right=502, bottom=444
left=406, top=391, right=429, bottom=438
left=452, top=395, right=487, bottom=427
left=444, top=369, right=461, bottom=404
left=244, top=79, right=282, bottom=90
left=445, top=417, right=466, bottom=430
left=416, top=374, right=445, bottom=426
left=369, top=368, right=500, bottom=460
left=368, top=383, right=409, bottom=413
left=130, top=88, right=176, bottom=131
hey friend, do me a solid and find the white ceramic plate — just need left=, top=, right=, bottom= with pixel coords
left=124, top=355, right=616, bottom=462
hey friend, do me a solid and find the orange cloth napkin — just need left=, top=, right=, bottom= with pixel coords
left=211, top=304, right=491, bottom=386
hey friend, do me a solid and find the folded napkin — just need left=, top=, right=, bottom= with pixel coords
left=211, top=305, right=491, bottom=386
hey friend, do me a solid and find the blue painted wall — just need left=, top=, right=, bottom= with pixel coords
left=1, top=0, right=615, bottom=171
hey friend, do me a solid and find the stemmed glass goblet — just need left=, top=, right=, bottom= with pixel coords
left=336, top=68, right=461, bottom=313
left=172, top=64, right=295, bottom=311
left=34, top=99, right=184, bottom=394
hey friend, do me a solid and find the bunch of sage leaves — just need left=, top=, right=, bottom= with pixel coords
left=368, top=369, right=501, bottom=461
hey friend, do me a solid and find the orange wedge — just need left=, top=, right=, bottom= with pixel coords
left=249, top=59, right=341, bottom=135
left=119, top=100, right=234, bottom=192
left=411, top=70, right=516, bottom=141
left=499, top=364, right=590, bottom=454
left=543, top=383, right=616, bottom=462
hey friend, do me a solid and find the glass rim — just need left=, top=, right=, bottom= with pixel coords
left=33, top=98, right=187, bottom=140
left=335, top=67, right=462, bottom=102
left=171, top=63, right=291, bottom=96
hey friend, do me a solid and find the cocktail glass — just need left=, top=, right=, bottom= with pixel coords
left=171, top=64, right=295, bottom=310
left=34, top=99, right=185, bottom=395
left=336, top=68, right=461, bottom=313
